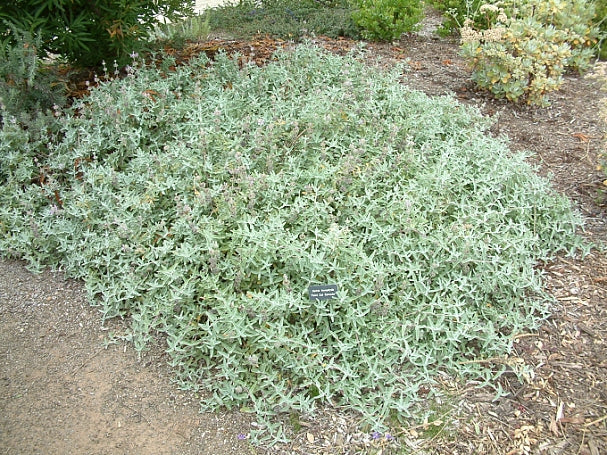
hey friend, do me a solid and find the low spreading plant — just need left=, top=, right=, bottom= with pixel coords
left=351, top=0, right=424, bottom=41
left=0, top=45, right=584, bottom=441
left=203, top=0, right=361, bottom=40
left=460, top=0, right=599, bottom=105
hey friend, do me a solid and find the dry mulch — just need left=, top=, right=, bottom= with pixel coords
left=1, top=23, right=606, bottom=455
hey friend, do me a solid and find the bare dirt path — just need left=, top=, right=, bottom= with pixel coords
left=0, top=261, right=253, bottom=455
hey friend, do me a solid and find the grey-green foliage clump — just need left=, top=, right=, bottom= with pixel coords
left=0, top=45, right=583, bottom=437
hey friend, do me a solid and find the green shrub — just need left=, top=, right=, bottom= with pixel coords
left=0, top=45, right=584, bottom=440
left=351, top=0, right=424, bottom=41
left=0, top=26, right=67, bottom=128
left=460, top=0, right=599, bottom=105
left=429, top=0, right=490, bottom=36
left=0, top=0, right=195, bottom=67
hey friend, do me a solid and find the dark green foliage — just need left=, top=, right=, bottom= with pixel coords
left=204, top=0, right=361, bottom=40
left=351, top=0, right=424, bottom=41
left=0, top=26, right=67, bottom=126
left=0, top=0, right=195, bottom=67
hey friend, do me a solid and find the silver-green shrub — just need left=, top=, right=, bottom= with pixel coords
left=0, top=45, right=584, bottom=439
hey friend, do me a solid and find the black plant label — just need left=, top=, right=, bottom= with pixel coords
left=308, top=284, right=338, bottom=301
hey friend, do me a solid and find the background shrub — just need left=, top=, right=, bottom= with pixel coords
left=460, top=0, right=599, bottom=105
left=149, top=15, right=211, bottom=47
left=0, top=25, right=66, bottom=133
left=351, top=0, right=424, bottom=41
left=429, top=0, right=490, bottom=36
left=590, top=63, right=607, bottom=184
left=595, top=0, right=607, bottom=60
left=0, top=0, right=194, bottom=67
left=0, top=45, right=584, bottom=439
left=203, top=0, right=360, bottom=40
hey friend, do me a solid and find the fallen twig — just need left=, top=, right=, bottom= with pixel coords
left=584, top=414, right=607, bottom=428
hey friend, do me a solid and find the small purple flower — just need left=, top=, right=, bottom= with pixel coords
left=371, top=431, right=381, bottom=440
left=385, top=433, right=394, bottom=441
left=237, top=433, right=247, bottom=440
left=130, top=51, right=139, bottom=59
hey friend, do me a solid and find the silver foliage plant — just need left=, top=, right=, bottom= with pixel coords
left=0, top=45, right=584, bottom=440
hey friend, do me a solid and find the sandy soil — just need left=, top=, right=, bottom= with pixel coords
left=0, top=262, right=254, bottom=455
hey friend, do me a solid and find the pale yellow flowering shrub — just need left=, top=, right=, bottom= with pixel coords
left=460, top=0, right=599, bottom=105
left=460, top=17, right=506, bottom=43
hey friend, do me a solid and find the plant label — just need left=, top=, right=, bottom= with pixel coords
left=308, top=284, right=338, bottom=301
